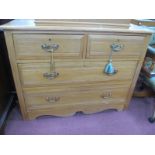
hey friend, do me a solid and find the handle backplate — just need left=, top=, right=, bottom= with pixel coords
left=101, top=92, right=112, bottom=99
left=43, top=71, right=59, bottom=80
left=41, top=43, right=59, bottom=52
left=45, top=96, right=60, bottom=103
left=111, top=42, right=124, bottom=52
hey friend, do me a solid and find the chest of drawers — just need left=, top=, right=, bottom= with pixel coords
left=1, top=20, right=151, bottom=120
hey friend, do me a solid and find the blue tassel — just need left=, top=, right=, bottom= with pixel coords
left=104, top=59, right=117, bottom=75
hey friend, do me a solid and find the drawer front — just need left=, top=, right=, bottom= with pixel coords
left=87, top=34, right=146, bottom=59
left=24, top=83, right=130, bottom=108
left=13, top=33, right=84, bottom=59
left=18, top=61, right=137, bottom=87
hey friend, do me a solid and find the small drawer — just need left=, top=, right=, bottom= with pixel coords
left=23, top=83, right=130, bottom=109
left=18, top=61, right=137, bottom=87
left=13, top=33, right=85, bottom=59
left=87, top=34, right=146, bottom=59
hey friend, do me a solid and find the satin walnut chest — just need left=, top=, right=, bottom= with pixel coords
left=1, top=20, right=151, bottom=120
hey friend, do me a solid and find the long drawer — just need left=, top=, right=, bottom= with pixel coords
left=18, top=61, right=137, bottom=87
left=23, top=83, right=130, bottom=109
left=13, top=33, right=85, bottom=59
left=87, top=34, right=146, bottom=59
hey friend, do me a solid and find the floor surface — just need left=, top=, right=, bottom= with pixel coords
left=4, top=97, right=155, bottom=135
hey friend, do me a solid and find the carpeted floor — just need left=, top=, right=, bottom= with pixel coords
left=4, top=97, right=155, bottom=135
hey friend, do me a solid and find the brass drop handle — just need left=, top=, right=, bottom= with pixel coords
left=43, top=71, right=59, bottom=80
left=101, top=92, right=112, bottom=99
left=41, top=43, right=59, bottom=52
left=111, top=42, right=124, bottom=52
left=45, top=96, right=60, bottom=103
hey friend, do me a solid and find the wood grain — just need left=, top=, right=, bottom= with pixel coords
left=13, top=33, right=85, bottom=59
left=24, top=83, right=130, bottom=108
left=18, top=61, right=137, bottom=88
left=87, top=34, right=146, bottom=59
left=4, top=31, right=28, bottom=119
